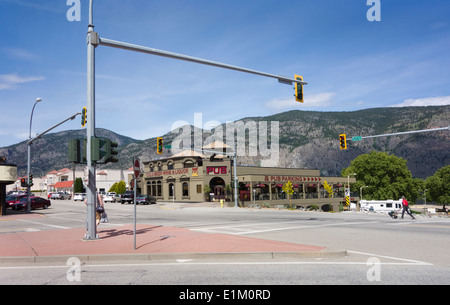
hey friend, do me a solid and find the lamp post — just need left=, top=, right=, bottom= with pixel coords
left=360, top=185, right=368, bottom=200
left=27, top=98, right=42, bottom=213
left=347, top=173, right=356, bottom=193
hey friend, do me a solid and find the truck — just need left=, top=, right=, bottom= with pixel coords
left=121, top=190, right=137, bottom=204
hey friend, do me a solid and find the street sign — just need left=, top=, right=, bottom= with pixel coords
left=164, top=145, right=172, bottom=149
left=134, top=159, right=141, bottom=179
left=352, top=136, right=362, bottom=142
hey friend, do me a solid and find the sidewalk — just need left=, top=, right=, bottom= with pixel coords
left=0, top=215, right=346, bottom=264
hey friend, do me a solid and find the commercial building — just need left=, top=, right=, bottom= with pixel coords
left=135, top=144, right=356, bottom=211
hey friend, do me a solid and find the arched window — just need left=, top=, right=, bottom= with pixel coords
left=182, top=182, right=189, bottom=197
left=169, top=183, right=174, bottom=198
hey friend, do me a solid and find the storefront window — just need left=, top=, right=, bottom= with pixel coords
left=157, top=181, right=162, bottom=197
left=169, top=183, right=174, bottom=197
left=182, top=182, right=189, bottom=197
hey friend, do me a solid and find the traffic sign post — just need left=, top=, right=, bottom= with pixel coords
left=133, top=157, right=140, bottom=250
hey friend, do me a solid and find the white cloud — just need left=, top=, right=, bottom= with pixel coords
left=0, top=73, right=45, bottom=90
left=390, top=96, right=450, bottom=107
left=265, top=92, right=336, bottom=111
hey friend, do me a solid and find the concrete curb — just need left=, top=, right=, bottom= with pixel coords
left=0, top=249, right=347, bottom=264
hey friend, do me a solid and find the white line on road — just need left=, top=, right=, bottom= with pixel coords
left=192, top=221, right=379, bottom=235
left=18, top=219, right=70, bottom=230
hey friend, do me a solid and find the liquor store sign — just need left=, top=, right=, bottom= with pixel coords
left=145, top=167, right=199, bottom=178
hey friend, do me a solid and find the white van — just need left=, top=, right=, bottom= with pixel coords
left=359, top=199, right=403, bottom=212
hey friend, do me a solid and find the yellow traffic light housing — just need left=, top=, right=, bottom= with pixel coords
left=157, top=137, right=163, bottom=154
left=339, top=134, right=347, bottom=150
left=81, top=107, right=87, bottom=128
left=294, top=75, right=304, bottom=103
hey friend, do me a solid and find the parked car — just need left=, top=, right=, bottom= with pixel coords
left=103, top=192, right=117, bottom=203
left=136, top=194, right=156, bottom=205
left=51, top=192, right=71, bottom=200
left=6, top=194, right=27, bottom=208
left=12, top=196, right=51, bottom=211
left=121, top=190, right=136, bottom=204
left=73, top=193, right=87, bottom=201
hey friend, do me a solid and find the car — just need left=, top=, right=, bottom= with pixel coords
left=121, top=190, right=135, bottom=204
left=6, top=194, right=27, bottom=208
left=12, top=196, right=51, bottom=211
left=51, top=192, right=71, bottom=200
left=135, top=194, right=156, bottom=205
left=103, top=192, right=117, bottom=203
left=73, top=193, right=87, bottom=201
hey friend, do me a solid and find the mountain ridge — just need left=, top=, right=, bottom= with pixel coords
left=1, top=106, right=448, bottom=179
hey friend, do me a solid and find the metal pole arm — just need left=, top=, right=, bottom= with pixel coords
left=98, top=37, right=307, bottom=86
left=28, top=112, right=81, bottom=145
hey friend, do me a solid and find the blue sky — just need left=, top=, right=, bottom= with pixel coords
left=1, top=0, right=450, bottom=147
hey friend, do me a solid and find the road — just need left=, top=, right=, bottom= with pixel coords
left=1, top=200, right=449, bottom=285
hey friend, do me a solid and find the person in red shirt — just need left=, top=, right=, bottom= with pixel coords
left=401, top=196, right=415, bottom=220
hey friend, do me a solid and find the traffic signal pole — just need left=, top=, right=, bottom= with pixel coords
left=85, top=0, right=98, bottom=240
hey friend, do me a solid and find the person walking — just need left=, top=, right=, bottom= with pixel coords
left=401, top=196, right=415, bottom=220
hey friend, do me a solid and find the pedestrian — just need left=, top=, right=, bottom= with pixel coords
left=401, top=196, right=415, bottom=220
left=84, top=192, right=106, bottom=227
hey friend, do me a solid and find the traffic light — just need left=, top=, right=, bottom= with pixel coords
left=20, top=178, right=27, bottom=187
left=105, top=139, right=119, bottom=164
left=339, top=134, right=347, bottom=150
left=91, top=137, right=106, bottom=162
left=81, top=107, right=87, bottom=127
left=29, top=174, right=34, bottom=187
left=157, top=137, right=163, bottom=154
left=294, top=75, right=304, bottom=103
left=68, top=139, right=81, bottom=163
left=91, top=137, right=119, bottom=164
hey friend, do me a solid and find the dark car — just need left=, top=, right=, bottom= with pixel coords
left=135, top=194, right=156, bottom=205
left=6, top=194, right=27, bottom=208
left=12, top=197, right=51, bottom=211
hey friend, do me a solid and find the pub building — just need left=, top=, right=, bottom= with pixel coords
left=132, top=142, right=356, bottom=211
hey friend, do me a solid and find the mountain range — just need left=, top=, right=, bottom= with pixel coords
left=1, top=106, right=448, bottom=179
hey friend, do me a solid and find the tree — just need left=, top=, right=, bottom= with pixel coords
left=282, top=180, right=294, bottom=209
left=115, top=181, right=126, bottom=195
left=74, top=178, right=84, bottom=193
left=426, top=165, right=450, bottom=208
left=342, top=151, right=419, bottom=202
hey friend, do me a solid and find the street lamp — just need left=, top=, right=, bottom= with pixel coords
left=27, top=98, right=42, bottom=213
left=347, top=173, right=356, bottom=194
left=360, top=185, right=369, bottom=200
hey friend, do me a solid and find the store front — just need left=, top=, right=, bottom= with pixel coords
left=133, top=149, right=356, bottom=211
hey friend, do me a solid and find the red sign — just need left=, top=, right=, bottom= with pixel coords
left=206, top=166, right=227, bottom=175
left=134, top=159, right=141, bottom=178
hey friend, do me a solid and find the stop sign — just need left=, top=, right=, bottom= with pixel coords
left=134, top=159, right=141, bottom=178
